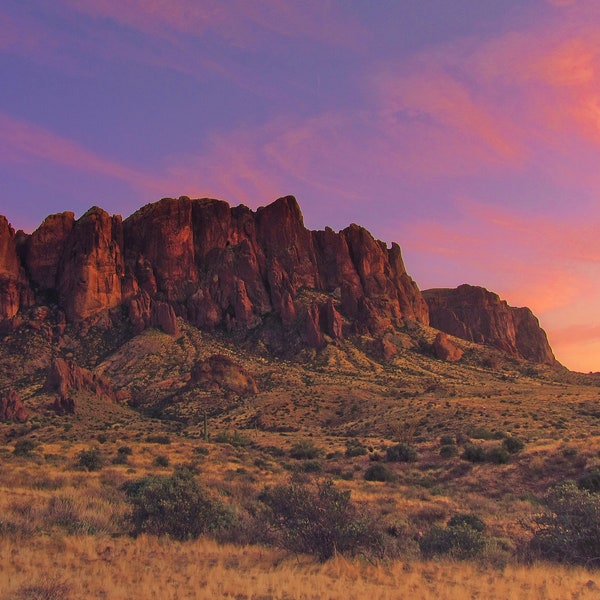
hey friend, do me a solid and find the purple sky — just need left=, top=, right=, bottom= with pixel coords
left=2, top=0, right=599, bottom=371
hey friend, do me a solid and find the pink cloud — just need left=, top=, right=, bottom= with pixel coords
left=63, top=0, right=365, bottom=49
left=0, top=112, right=167, bottom=193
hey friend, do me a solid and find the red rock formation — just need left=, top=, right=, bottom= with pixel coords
left=56, top=207, right=124, bottom=321
left=424, top=285, right=556, bottom=365
left=1, top=196, right=429, bottom=349
left=44, top=357, right=116, bottom=400
left=0, top=389, right=28, bottom=422
left=432, top=332, right=464, bottom=362
left=25, top=212, right=75, bottom=291
left=0, top=216, right=32, bottom=323
left=190, top=355, right=258, bottom=395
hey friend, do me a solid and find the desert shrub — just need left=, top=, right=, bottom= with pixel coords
left=578, top=469, right=600, bottom=493
left=153, top=455, right=170, bottom=468
left=289, top=439, right=322, bottom=459
left=485, top=446, right=511, bottom=464
left=194, top=446, right=210, bottom=456
left=529, top=481, right=600, bottom=564
left=468, top=427, right=498, bottom=440
left=258, top=478, right=384, bottom=561
left=439, top=444, right=458, bottom=458
left=213, top=430, right=250, bottom=447
left=300, top=460, right=322, bottom=473
left=112, top=446, right=132, bottom=465
left=12, top=577, right=71, bottom=600
left=345, top=439, right=368, bottom=457
left=364, top=463, right=395, bottom=482
left=419, top=520, right=486, bottom=559
left=76, top=447, right=103, bottom=471
left=461, top=443, right=486, bottom=463
left=439, top=434, right=455, bottom=446
left=502, top=436, right=525, bottom=454
left=13, top=439, right=36, bottom=457
left=123, top=469, right=232, bottom=540
left=96, top=434, right=107, bottom=444
left=145, top=434, right=171, bottom=445
left=447, top=513, right=486, bottom=532
left=386, top=443, right=417, bottom=463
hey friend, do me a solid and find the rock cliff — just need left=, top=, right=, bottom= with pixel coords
left=423, top=284, right=556, bottom=365
left=3, top=196, right=427, bottom=352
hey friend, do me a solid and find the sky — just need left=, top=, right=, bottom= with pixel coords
left=1, top=0, right=600, bottom=372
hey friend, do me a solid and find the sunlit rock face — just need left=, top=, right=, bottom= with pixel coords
left=423, top=284, right=556, bottom=365
left=0, top=196, right=428, bottom=351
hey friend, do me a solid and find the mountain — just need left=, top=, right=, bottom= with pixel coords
left=0, top=195, right=557, bottom=372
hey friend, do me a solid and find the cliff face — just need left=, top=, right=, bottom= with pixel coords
left=2, top=196, right=427, bottom=350
left=423, top=284, right=556, bottom=365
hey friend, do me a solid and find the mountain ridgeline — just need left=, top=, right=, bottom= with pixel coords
left=0, top=196, right=556, bottom=365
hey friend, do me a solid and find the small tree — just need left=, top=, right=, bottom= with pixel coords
left=529, top=481, right=600, bottom=565
left=258, top=478, right=383, bottom=561
left=386, top=443, right=418, bottom=463
left=123, top=469, right=232, bottom=540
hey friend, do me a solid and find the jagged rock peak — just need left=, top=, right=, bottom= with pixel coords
left=423, top=284, right=556, bottom=365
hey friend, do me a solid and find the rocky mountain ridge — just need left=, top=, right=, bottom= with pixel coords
left=0, top=195, right=555, bottom=365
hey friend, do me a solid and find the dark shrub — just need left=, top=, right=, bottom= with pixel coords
left=529, top=481, right=600, bottom=564
left=447, top=513, right=486, bottom=532
left=345, top=439, right=368, bottom=457
left=258, top=478, right=383, bottom=561
left=579, top=469, right=600, bottom=493
left=439, top=434, right=455, bottom=446
left=76, top=447, right=103, bottom=471
left=145, top=435, right=171, bottom=445
left=289, top=440, right=322, bottom=460
left=113, top=446, right=132, bottom=465
left=123, top=469, right=232, bottom=540
left=439, top=444, right=458, bottom=458
left=153, top=455, right=169, bottom=468
left=13, top=439, right=36, bottom=457
left=386, top=443, right=418, bottom=463
left=364, top=464, right=395, bottom=482
left=461, top=444, right=486, bottom=463
left=485, top=446, right=511, bottom=464
left=419, top=524, right=486, bottom=559
left=214, top=430, right=250, bottom=447
left=502, top=437, right=525, bottom=454
left=301, top=460, right=322, bottom=473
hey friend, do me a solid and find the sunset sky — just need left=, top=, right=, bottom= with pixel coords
left=2, top=0, right=599, bottom=371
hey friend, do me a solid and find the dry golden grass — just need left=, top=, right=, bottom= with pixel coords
left=1, top=535, right=599, bottom=600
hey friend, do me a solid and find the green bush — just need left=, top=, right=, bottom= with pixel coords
left=502, top=437, right=525, bottom=454
left=13, top=439, right=36, bottom=457
left=300, top=460, right=322, bottom=473
left=153, top=455, right=170, bottom=468
left=485, top=446, right=511, bottom=464
left=145, top=435, right=171, bottom=445
left=578, top=469, right=600, bottom=493
left=345, top=439, right=368, bottom=457
left=439, top=434, right=455, bottom=446
left=386, top=443, right=417, bottom=463
left=258, top=478, right=383, bottom=561
left=420, top=523, right=486, bottom=559
left=76, top=447, right=103, bottom=471
left=364, top=464, right=395, bottom=482
left=529, top=481, right=600, bottom=564
left=213, top=430, right=250, bottom=447
left=439, top=444, right=458, bottom=458
left=123, top=469, right=232, bottom=541
left=461, top=444, right=486, bottom=463
left=447, top=513, right=486, bottom=532
left=289, top=440, right=322, bottom=460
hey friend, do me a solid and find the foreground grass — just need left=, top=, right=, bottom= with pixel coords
left=1, top=535, right=599, bottom=600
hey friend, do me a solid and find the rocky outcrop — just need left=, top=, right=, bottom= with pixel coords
left=0, top=216, right=32, bottom=324
left=423, top=285, right=556, bottom=365
left=432, top=332, right=463, bottom=362
left=3, top=196, right=427, bottom=347
left=190, top=355, right=258, bottom=395
left=44, top=357, right=116, bottom=406
left=0, top=389, right=27, bottom=422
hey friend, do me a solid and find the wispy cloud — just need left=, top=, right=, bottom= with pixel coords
left=0, top=112, right=166, bottom=192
